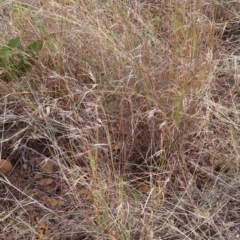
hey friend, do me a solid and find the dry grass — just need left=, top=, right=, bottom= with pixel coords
left=1, top=0, right=240, bottom=239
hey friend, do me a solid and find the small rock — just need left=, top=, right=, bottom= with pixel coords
left=0, top=159, right=12, bottom=174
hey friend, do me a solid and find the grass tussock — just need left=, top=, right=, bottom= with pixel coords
left=1, top=0, right=240, bottom=239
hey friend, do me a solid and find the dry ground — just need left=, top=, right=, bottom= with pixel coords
left=1, top=0, right=240, bottom=239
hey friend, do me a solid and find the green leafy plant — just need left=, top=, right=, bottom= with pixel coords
left=0, top=37, right=43, bottom=81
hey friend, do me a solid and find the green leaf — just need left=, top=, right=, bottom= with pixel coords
left=27, top=40, right=43, bottom=53
left=0, top=46, right=11, bottom=58
left=7, top=37, right=21, bottom=49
